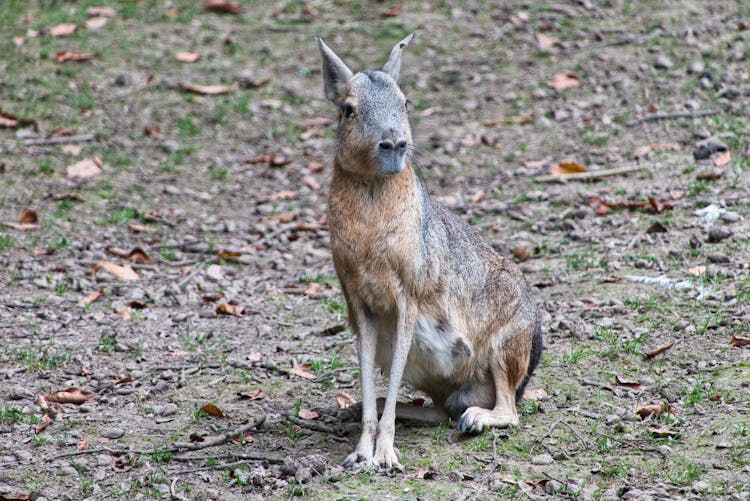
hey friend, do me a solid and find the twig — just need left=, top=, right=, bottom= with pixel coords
left=49, top=447, right=121, bottom=460
left=287, top=414, right=349, bottom=436
left=172, top=459, right=270, bottom=475
left=534, top=164, right=646, bottom=183
left=170, top=478, right=189, bottom=501
left=172, top=416, right=265, bottom=451
left=169, top=453, right=284, bottom=464
left=530, top=416, right=564, bottom=454
left=24, top=134, right=95, bottom=146
left=625, top=109, right=719, bottom=127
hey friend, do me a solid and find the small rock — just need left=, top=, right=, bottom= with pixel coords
left=692, top=480, right=710, bottom=493
left=693, top=137, right=727, bottom=160
left=653, top=55, right=673, bottom=69
left=325, top=465, right=344, bottom=483
left=160, top=140, right=180, bottom=154
left=707, top=226, right=732, bottom=243
left=102, top=428, right=125, bottom=439
left=294, top=466, right=313, bottom=484
left=531, top=453, right=554, bottom=465
left=61, top=465, right=79, bottom=476
left=206, top=264, right=224, bottom=281
left=687, top=61, right=704, bottom=74
left=720, top=211, right=741, bottom=223
left=7, top=385, right=34, bottom=400
left=158, top=403, right=179, bottom=416
left=114, top=75, right=128, bottom=86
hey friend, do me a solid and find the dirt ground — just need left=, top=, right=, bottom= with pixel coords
left=1, top=1, right=750, bottom=499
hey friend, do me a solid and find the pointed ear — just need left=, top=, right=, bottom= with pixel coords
left=382, top=33, right=414, bottom=81
left=316, top=36, right=354, bottom=103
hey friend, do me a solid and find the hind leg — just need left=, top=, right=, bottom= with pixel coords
left=457, top=359, right=520, bottom=433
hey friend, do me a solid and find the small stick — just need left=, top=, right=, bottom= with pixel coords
left=24, top=134, right=96, bottom=146
left=172, top=416, right=265, bottom=451
left=172, top=459, right=270, bottom=475
left=625, top=109, right=719, bottom=127
left=534, top=164, right=646, bottom=183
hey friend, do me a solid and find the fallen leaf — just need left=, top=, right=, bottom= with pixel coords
left=179, top=82, right=232, bottom=95
left=32, top=248, right=55, bottom=256
left=536, top=33, right=560, bottom=49
left=634, top=402, right=668, bottom=420
left=218, top=250, right=242, bottom=260
left=730, top=335, right=750, bottom=347
left=380, top=4, right=402, bottom=17
left=298, top=408, right=319, bottom=420
left=175, top=51, right=200, bottom=63
left=18, top=209, right=38, bottom=224
left=272, top=213, right=295, bottom=223
left=714, top=150, right=731, bottom=167
left=547, top=72, right=580, bottom=91
left=200, top=404, right=225, bottom=418
left=77, top=438, right=89, bottom=451
left=649, top=197, right=674, bottom=213
left=303, top=175, right=320, bottom=191
left=237, top=389, right=265, bottom=401
left=203, top=0, right=242, bottom=14
left=62, top=144, right=82, bottom=155
left=5, top=222, right=37, bottom=231
left=85, top=17, right=108, bottom=29
left=216, top=303, right=244, bottom=316
left=687, top=265, right=706, bottom=277
left=50, top=23, right=77, bottom=36
left=650, top=427, right=679, bottom=438
left=189, top=433, right=205, bottom=442
left=646, top=221, right=668, bottom=234
left=87, top=6, right=117, bottom=17
left=67, top=157, right=102, bottom=178
left=307, top=161, right=324, bottom=173
left=0, top=109, right=32, bottom=128
left=644, top=341, right=675, bottom=359
left=79, top=289, right=103, bottom=306
left=269, top=190, right=296, bottom=201
left=35, top=414, right=53, bottom=433
left=127, top=223, right=155, bottom=233
left=56, top=51, right=95, bottom=63
left=246, top=352, right=262, bottom=362
left=615, top=376, right=643, bottom=392
left=143, top=124, right=160, bottom=136
left=513, top=245, right=531, bottom=262
left=92, top=261, right=140, bottom=281
left=46, top=387, right=96, bottom=405
left=471, top=190, right=486, bottom=203
left=335, top=391, right=356, bottom=409
left=550, top=161, right=585, bottom=176
left=304, top=282, right=325, bottom=297
left=115, top=305, right=132, bottom=320
left=289, top=364, right=317, bottom=380
left=521, top=388, right=548, bottom=400
left=414, top=466, right=437, bottom=480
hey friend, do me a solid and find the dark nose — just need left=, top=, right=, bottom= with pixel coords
left=379, top=140, right=407, bottom=152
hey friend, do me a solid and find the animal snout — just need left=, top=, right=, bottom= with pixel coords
left=378, top=139, right=408, bottom=152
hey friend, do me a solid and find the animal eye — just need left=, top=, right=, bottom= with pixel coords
left=343, top=103, right=355, bottom=118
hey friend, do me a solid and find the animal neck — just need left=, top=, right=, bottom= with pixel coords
left=332, top=160, right=416, bottom=200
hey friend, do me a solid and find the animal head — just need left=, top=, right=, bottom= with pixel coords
left=317, top=34, right=414, bottom=176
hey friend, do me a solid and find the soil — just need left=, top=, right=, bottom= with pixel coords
left=1, top=1, right=750, bottom=500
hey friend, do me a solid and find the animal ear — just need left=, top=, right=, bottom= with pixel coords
left=382, top=33, right=414, bottom=81
left=316, top=36, right=354, bottom=103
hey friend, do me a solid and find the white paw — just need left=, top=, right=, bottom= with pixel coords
left=342, top=449, right=377, bottom=470
left=374, top=441, right=403, bottom=471
left=457, top=406, right=518, bottom=434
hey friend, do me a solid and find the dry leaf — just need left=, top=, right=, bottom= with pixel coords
left=237, top=389, right=265, bottom=400
left=203, top=0, right=242, bottom=14
left=46, top=387, right=96, bottom=405
left=550, top=161, right=585, bottom=176
left=179, top=82, right=232, bottom=95
left=246, top=352, right=262, bottom=362
left=269, top=190, right=296, bottom=201
left=307, top=161, right=324, bottom=173
left=79, top=290, right=103, bottom=306
left=471, top=190, right=486, bottom=203
left=289, top=364, right=317, bottom=380
left=536, top=33, right=560, bottom=49
left=0, top=109, right=34, bottom=128
left=92, top=261, right=140, bottom=281
left=644, top=341, right=675, bottom=359
left=380, top=4, right=402, bottom=17
left=336, top=391, right=356, bottom=409
left=200, top=403, right=225, bottom=418
left=77, top=438, right=89, bottom=451
left=687, top=265, right=706, bottom=277
left=50, top=23, right=77, bottom=36
left=127, top=223, right=155, bottom=233
left=62, top=144, right=82, bottom=155
left=175, top=51, right=200, bottom=63
left=67, top=157, right=102, bottom=178
left=513, top=245, right=531, bottom=262
left=18, top=209, right=38, bottom=224
left=36, top=414, right=53, bottom=433
left=56, top=51, right=95, bottom=63
left=33, top=248, right=55, bottom=256
left=634, top=402, right=668, bottom=420
left=303, top=175, right=320, bottom=191
left=216, top=303, right=244, bottom=316
left=521, top=388, right=549, bottom=400
left=547, top=72, right=580, bottom=91
left=4, top=222, right=37, bottom=231
left=730, top=335, right=750, bottom=347
left=304, top=282, right=325, bottom=297
left=143, top=123, right=160, bottom=136
left=85, top=17, right=108, bottom=29
left=650, top=427, right=679, bottom=438
left=714, top=150, right=731, bottom=167
left=298, top=408, right=319, bottom=420
left=87, top=6, right=117, bottom=17
left=614, top=376, right=643, bottom=392
left=115, top=305, right=132, bottom=320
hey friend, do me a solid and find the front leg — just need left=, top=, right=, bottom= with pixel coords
left=343, top=305, right=379, bottom=469
left=374, top=295, right=416, bottom=470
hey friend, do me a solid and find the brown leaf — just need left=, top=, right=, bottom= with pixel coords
left=237, top=389, right=265, bottom=401
left=85, top=17, right=108, bottom=30
left=79, top=289, right=103, bottom=306
left=189, top=433, right=205, bottom=442
left=127, top=223, right=155, bottom=233
left=4, top=222, right=37, bottom=231
left=512, top=245, right=531, bottom=262
left=35, top=414, right=53, bottom=433
left=50, top=23, right=77, bottom=36
left=218, top=250, right=242, bottom=260
left=471, top=190, right=486, bottom=203
left=298, top=408, right=319, bottom=420
left=18, top=209, right=38, bottom=224
left=550, top=161, right=585, bottom=176
left=203, top=0, right=242, bottom=14
left=272, top=213, right=295, bottom=223
left=269, top=190, right=296, bottom=201
left=143, top=124, right=160, bottom=136
left=127, top=247, right=154, bottom=264
left=536, top=33, right=560, bottom=49
left=304, top=282, right=325, bottom=297
left=87, top=6, right=117, bottom=17
left=77, top=438, right=89, bottom=451
left=650, top=427, right=679, bottom=438
left=92, top=261, right=140, bottom=281
left=0, top=110, right=20, bottom=127
left=200, top=403, right=225, bottom=418
left=687, top=265, right=706, bottom=277
left=115, top=305, right=132, bottom=320
left=644, top=341, right=675, bottom=359
left=547, top=72, right=580, bottom=91
left=335, top=391, right=356, bottom=409
left=56, top=51, right=95, bottom=63
left=179, top=82, right=232, bottom=95
left=62, top=144, right=82, bottom=155
left=614, top=376, right=643, bottom=392
left=307, top=161, right=324, bottom=173
left=648, top=197, right=673, bottom=213
left=0, top=494, right=31, bottom=501
left=303, top=175, right=320, bottom=191
left=730, top=335, right=750, bottom=347
left=521, top=388, right=548, bottom=400
left=175, top=51, right=200, bottom=63
left=216, top=303, right=244, bottom=316
left=67, top=157, right=102, bottom=178
left=714, top=150, right=731, bottom=167
left=380, top=4, right=402, bottom=17
left=32, top=248, right=55, bottom=256
left=46, top=387, right=96, bottom=405
left=246, top=352, right=262, bottom=363
left=289, top=363, right=317, bottom=380
left=634, top=402, right=668, bottom=420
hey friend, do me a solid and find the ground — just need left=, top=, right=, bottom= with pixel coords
left=1, top=1, right=750, bottom=500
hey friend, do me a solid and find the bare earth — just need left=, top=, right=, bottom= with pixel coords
left=1, top=1, right=749, bottom=499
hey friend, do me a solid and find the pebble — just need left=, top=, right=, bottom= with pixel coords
left=693, top=137, right=727, bottom=160
left=294, top=466, right=313, bottom=484
left=102, top=428, right=125, bottom=439
left=707, top=226, right=732, bottom=243
left=60, top=465, right=79, bottom=476
left=687, top=61, right=704, bottom=74
left=325, top=465, right=344, bottom=483
left=653, top=55, right=673, bottom=69
left=531, top=453, right=554, bottom=465
left=158, top=403, right=179, bottom=416
left=7, top=385, right=34, bottom=400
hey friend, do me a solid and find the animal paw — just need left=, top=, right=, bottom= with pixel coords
left=374, top=441, right=403, bottom=471
left=342, top=450, right=378, bottom=470
left=457, top=406, right=519, bottom=434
